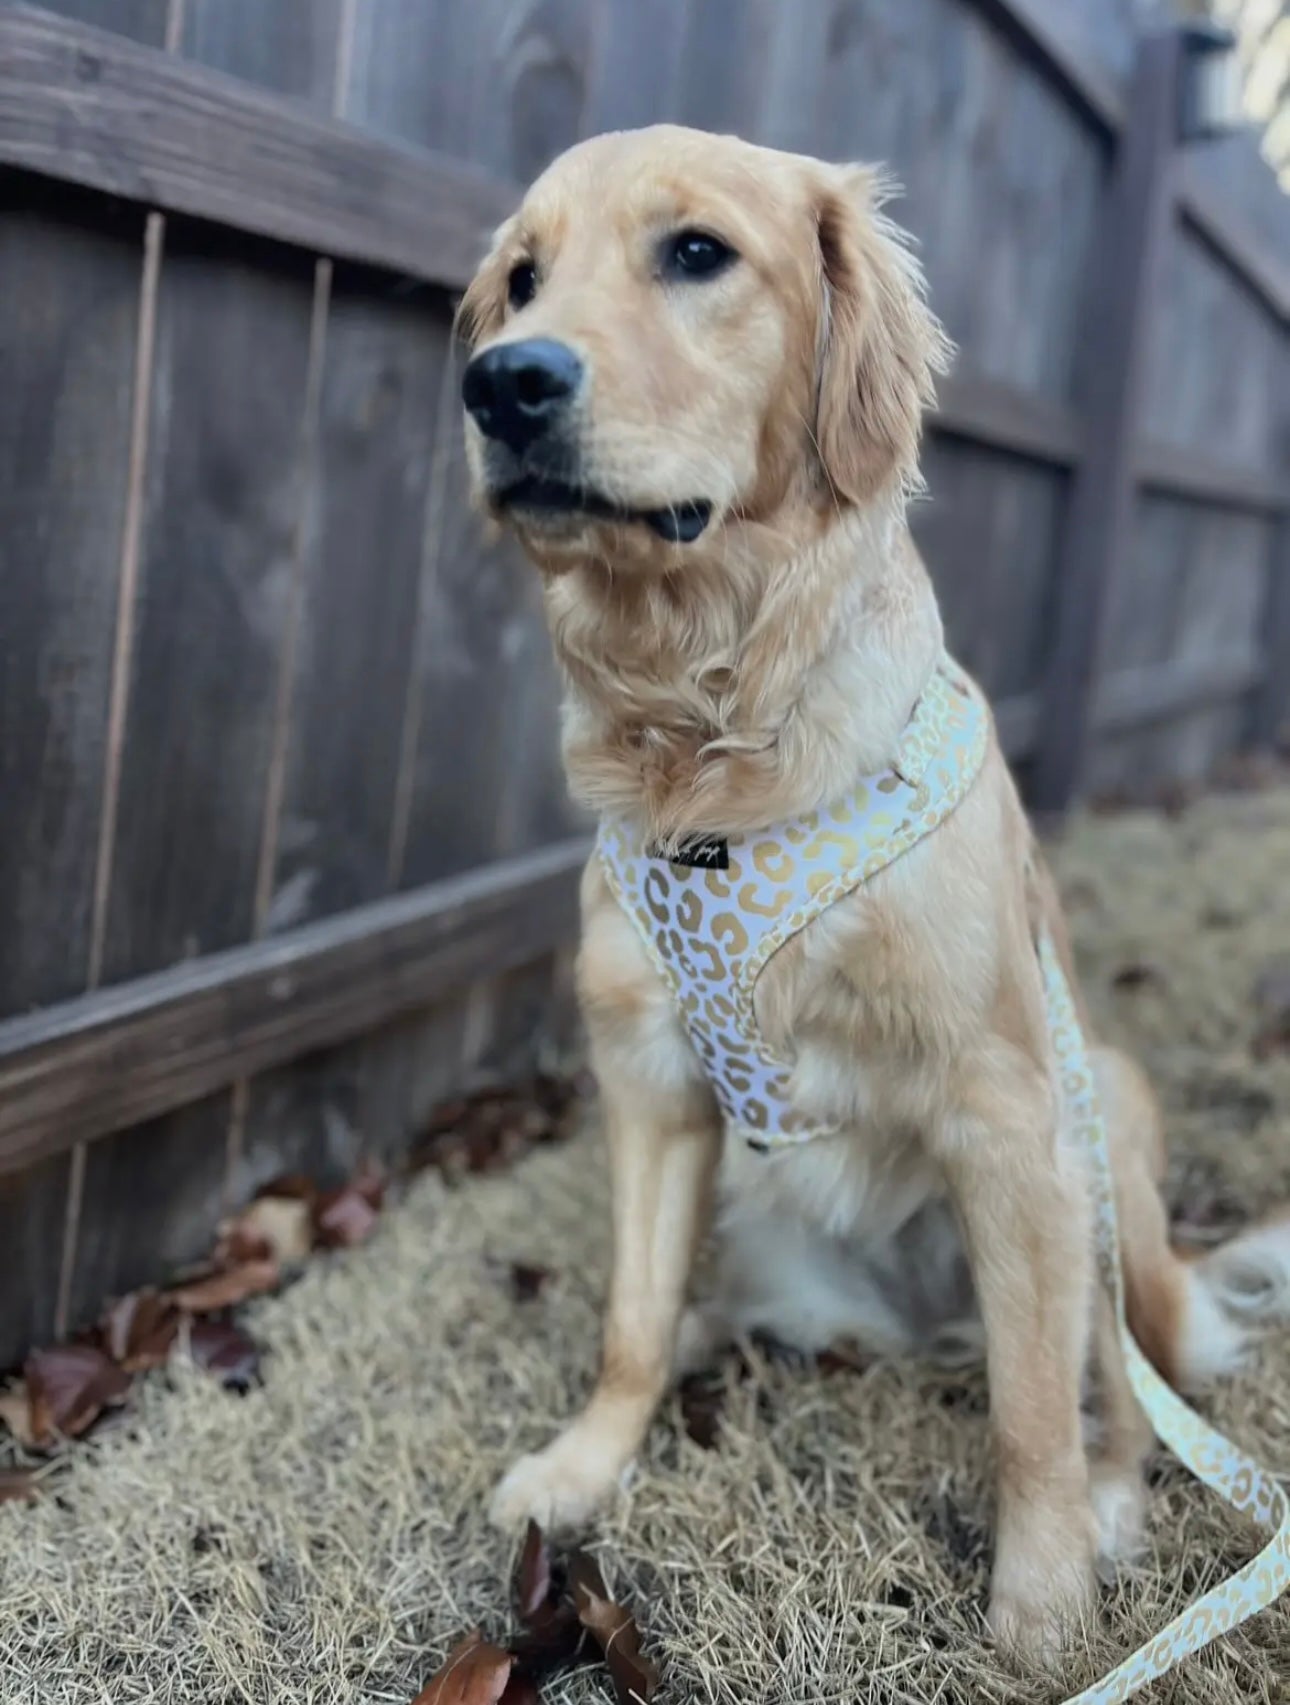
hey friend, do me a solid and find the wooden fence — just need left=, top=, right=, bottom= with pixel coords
left=0, top=0, right=1287, bottom=1368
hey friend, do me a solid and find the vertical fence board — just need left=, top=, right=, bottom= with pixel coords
left=0, top=181, right=150, bottom=1362
left=915, top=440, right=1067, bottom=702
left=100, top=235, right=317, bottom=979
left=66, top=1097, right=231, bottom=1327
left=582, top=0, right=690, bottom=131
left=0, top=185, right=144, bottom=1019
left=181, top=0, right=344, bottom=107
left=235, top=282, right=450, bottom=1191
left=0, top=1153, right=73, bottom=1372
left=65, top=228, right=318, bottom=1326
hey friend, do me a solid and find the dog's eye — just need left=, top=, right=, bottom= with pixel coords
left=507, top=260, right=537, bottom=309
left=664, top=230, right=737, bottom=280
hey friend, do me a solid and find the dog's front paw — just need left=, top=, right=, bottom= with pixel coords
left=490, top=1426, right=633, bottom=1532
left=988, top=1549, right=1097, bottom=1670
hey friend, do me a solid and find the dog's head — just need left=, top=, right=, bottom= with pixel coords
left=457, top=125, right=949, bottom=573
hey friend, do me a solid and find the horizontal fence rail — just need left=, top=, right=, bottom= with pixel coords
left=0, top=839, right=589, bottom=1176
left=0, top=3, right=517, bottom=290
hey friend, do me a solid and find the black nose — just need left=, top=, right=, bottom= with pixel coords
left=461, top=339, right=583, bottom=453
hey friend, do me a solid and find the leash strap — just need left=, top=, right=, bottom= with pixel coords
left=1040, top=934, right=1290, bottom=1702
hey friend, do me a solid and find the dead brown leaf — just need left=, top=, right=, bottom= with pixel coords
left=99, top=1289, right=180, bottom=1372
left=315, top=1183, right=380, bottom=1249
left=216, top=1195, right=313, bottom=1268
left=517, top=1521, right=553, bottom=1623
left=412, top=1631, right=514, bottom=1705
left=168, top=1259, right=280, bottom=1313
left=508, top=1521, right=585, bottom=1677
left=185, top=1319, right=261, bottom=1391
left=497, top=1677, right=540, bottom=1705
left=24, top=1345, right=131, bottom=1444
left=411, top=1074, right=589, bottom=1180
left=0, top=1384, right=40, bottom=1449
left=569, top=1551, right=659, bottom=1704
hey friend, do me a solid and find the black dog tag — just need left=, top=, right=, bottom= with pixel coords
left=649, top=835, right=729, bottom=871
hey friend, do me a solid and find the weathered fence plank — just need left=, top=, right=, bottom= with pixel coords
left=0, top=839, right=589, bottom=1176
left=0, top=4, right=515, bottom=290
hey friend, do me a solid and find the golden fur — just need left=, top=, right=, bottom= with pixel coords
left=457, top=125, right=1290, bottom=1668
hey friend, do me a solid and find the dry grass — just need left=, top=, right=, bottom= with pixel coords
left=3, top=788, right=1290, bottom=1704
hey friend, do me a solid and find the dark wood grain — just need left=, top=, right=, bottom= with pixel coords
left=236, top=277, right=451, bottom=1187
left=0, top=4, right=515, bottom=289
left=0, top=177, right=151, bottom=1361
left=261, top=281, right=448, bottom=935
left=1031, top=33, right=1181, bottom=813
left=0, top=1153, right=71, bottom=1371
left=0, top=182, right=145, bottom=1017
left=65, top=1097, right=231, bottom=1329
left=99, top=229, right=316, bottom=981
left=0, top=839, right=590, bottom=1175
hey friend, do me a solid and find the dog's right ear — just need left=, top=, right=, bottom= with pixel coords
left=454, top=218, right=516, bottom=348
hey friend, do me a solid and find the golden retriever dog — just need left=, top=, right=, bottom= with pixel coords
left=455, top=125, right=1290, bottom=1665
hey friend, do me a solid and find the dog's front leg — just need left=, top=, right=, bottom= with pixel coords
left=491, top=881, right=721, bottom=1532
left=937, top=1053, right=1098, bottom=1666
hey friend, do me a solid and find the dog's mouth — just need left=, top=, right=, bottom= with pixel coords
left=497, top=475, right=713, bottom=544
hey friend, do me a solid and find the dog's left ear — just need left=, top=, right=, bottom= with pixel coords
left=454, top=217, right=516, bottom=348
left=813, top=166, right=952, bottom=504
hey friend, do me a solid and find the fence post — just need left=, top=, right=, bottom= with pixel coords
left=1030, top=31, right=1184, bottom=815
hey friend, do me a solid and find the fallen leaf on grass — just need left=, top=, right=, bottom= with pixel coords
left=517, top=1521, right=553, bottom=1622
left=0, top=1468, right=39, bottom=1504
left=99, top=1289, right=180, bottom=1372
left=569, top=1551, right=659, bottom=1704
left=509, top=1521, right=585, bottom=1675
left=497, top=1678, right=539, bottom=1705
left=315, top=1183, right=380, bottom=1249
left=412, top=1631, right=514, bottom=1704
left=0, top=1346, right=133, bottom=1446
left=216, top=1194, right=313, bottom=1267
left=185, top=1320, right=261, bottom=1391
left=167, top=1259, right=280, bottom=1313
left=411, top=1074, right=589, bottom=1179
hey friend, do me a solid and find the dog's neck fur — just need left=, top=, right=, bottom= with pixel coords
left=542, top=499, right=944, bottom=846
